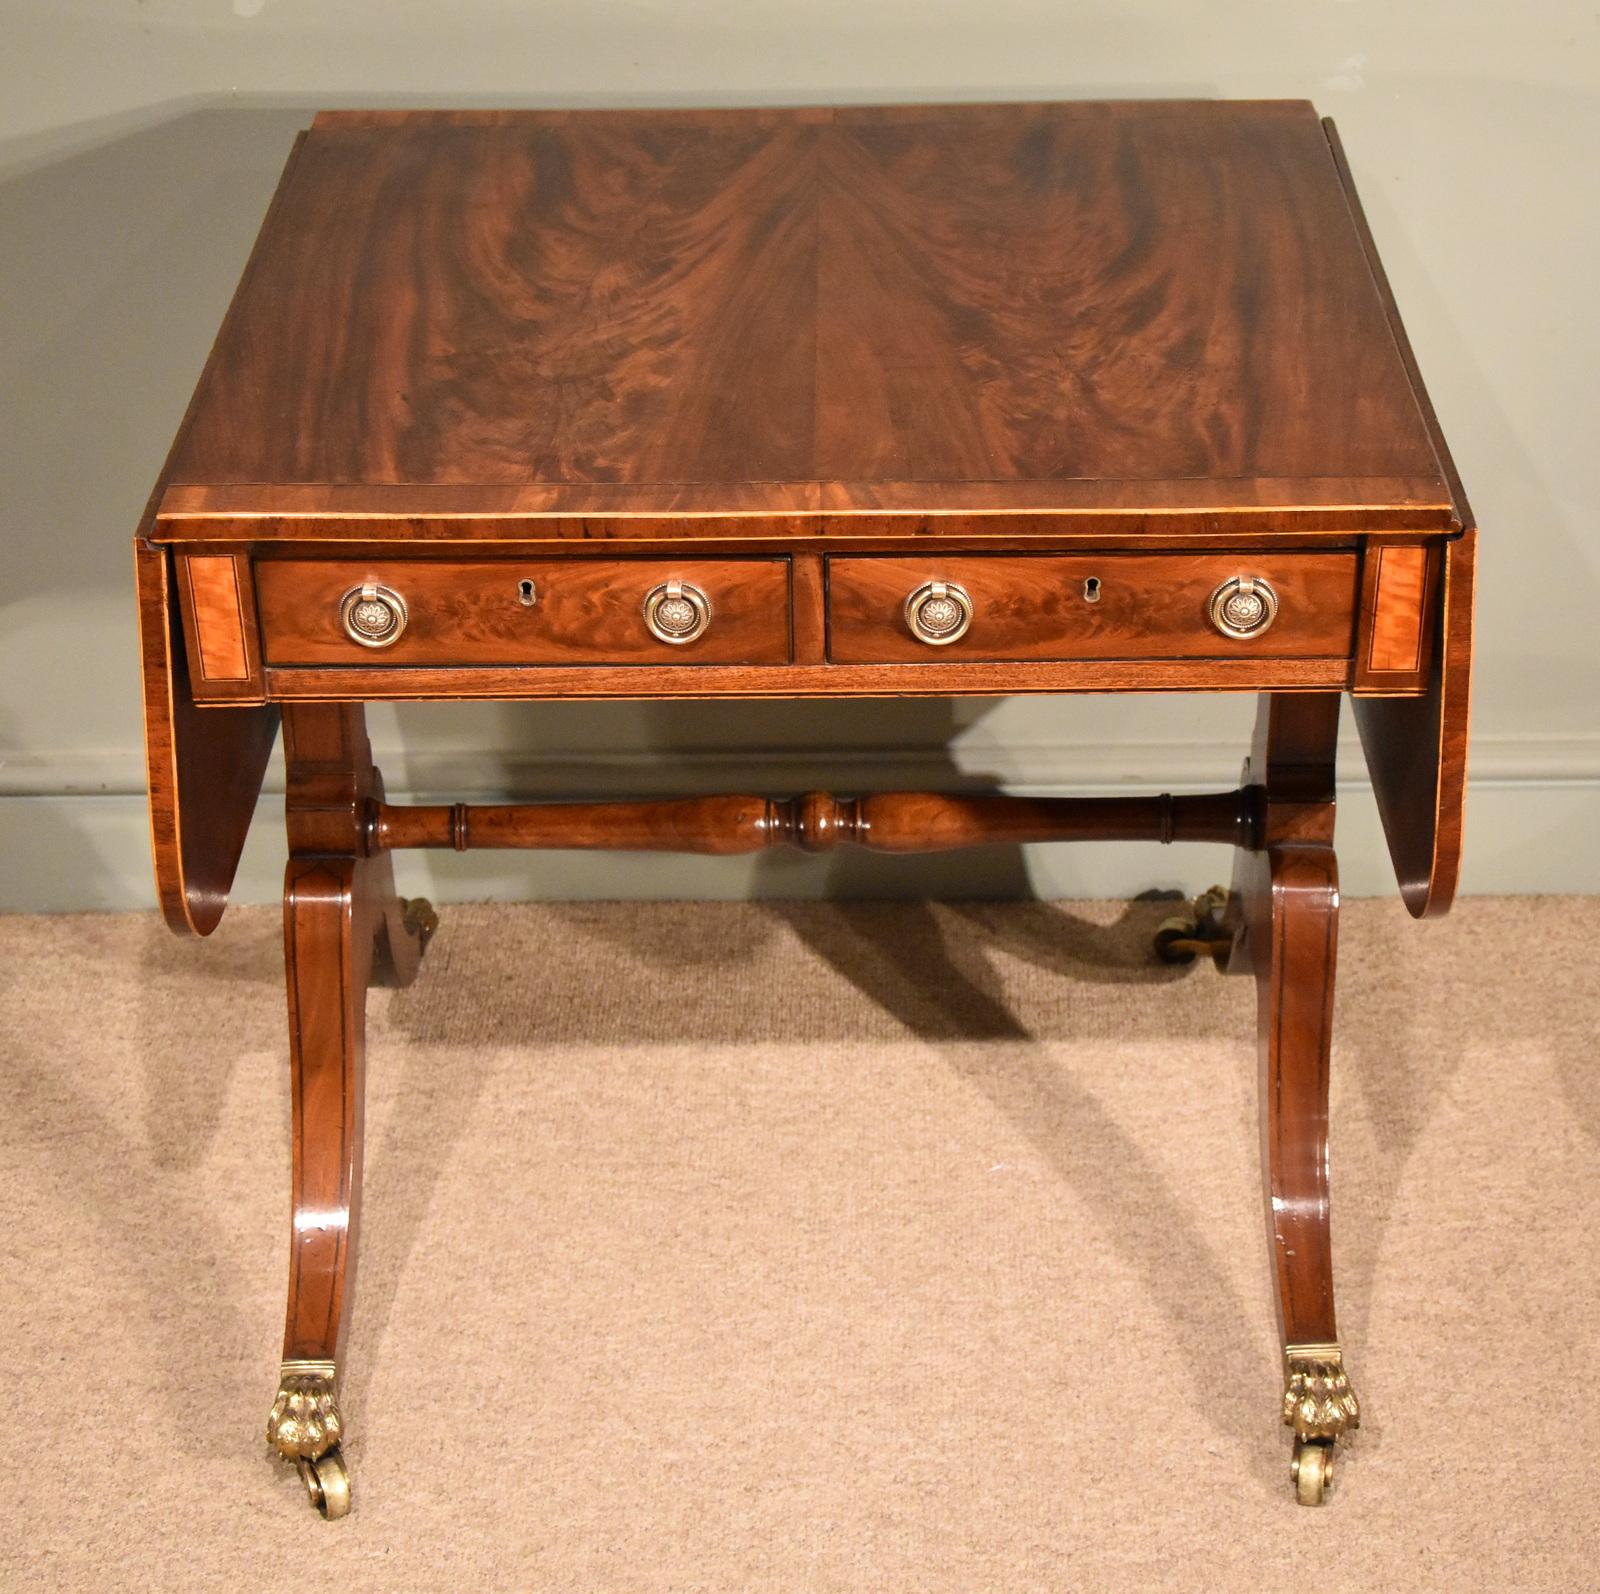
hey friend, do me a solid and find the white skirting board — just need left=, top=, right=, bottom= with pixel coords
left=3, top=767, right=1595, bottom=912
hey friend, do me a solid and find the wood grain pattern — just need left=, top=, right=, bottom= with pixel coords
left=1362, top=544, right=1430, bottom=673
left=134, top=135, right=311, bottom=935
left=259, top=655, right=1353, bottom=702
left=136, top=543, right=279, bottom=933
left=281, top=854, right=366, bottom=1364
left=1223, top=694, right=1344, bottom=1347
left=175, top=551, right=266, bottom=703
left=161, top=101, right=1451, bottom=540
left=814, top=107, right=1430, bottom=489
left=1353, top=530, right=1476, bottom=916
left=180, top=555, right=250, bottom=679
left=371, top=789, right=1253, bottom=854
left=1323, top=117, right=1474, bottom=915
left=1258, top=845, right=1342, bottom=1346
left=154, top=482, right=1455, bottom=541
left=826, top=553, right=1358, bottom=664
left=174, top=118, right=818, bottom=492
left=154, top=502, right=1411, bottom=547
left=255, top=557, right=790, bottom=667
left=789, top=550, right=827, bottom=664
left=279, top=704, right=429, bottom=1371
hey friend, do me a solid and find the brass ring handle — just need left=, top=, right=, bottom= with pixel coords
left=642, top=579, right=712, bottom=645
left=1207, top=575, right=1279, bottom=640
left=338, top=582, right=408, bottom=648
left=904, top=579, right=973, bottom=645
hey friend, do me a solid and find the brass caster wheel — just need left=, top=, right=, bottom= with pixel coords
left=1291, top=1438, right=1334, bottom=1507
left=1153, top=885, right=1233, bottom=965
left=1152, top=914, right=1201, bottom=964
left=402, top=896, right=439, bottom=950
left=297, top=1448, right=352, bottom=1520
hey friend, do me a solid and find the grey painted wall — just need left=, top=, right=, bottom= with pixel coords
left=3, top=1, right=1597, bottom=910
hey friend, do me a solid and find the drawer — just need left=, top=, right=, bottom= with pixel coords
left=825, top=553, right=1358, bottom=664
left=254, top=558, right=792, bottom=667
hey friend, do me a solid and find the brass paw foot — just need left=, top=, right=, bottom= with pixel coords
left=402, top=896, right=439, bottom=949
left=1283, top=1344, right=1359, bottom=1506
left=1283, top=1344, right=1360, bottom=1439
left=1153, top=885, right=1233, bottom=965
left=268, top=1360, right=352, bottom=1518
left=267, top=1360, right=343, bottom=1458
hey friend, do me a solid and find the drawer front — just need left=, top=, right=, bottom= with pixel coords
left=256, top=558, right=791, bottom=667
left=826, top=553, right=1358, bottom=664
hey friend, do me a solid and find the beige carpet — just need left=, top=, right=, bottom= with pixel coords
left=2, top=895, right=1595, bottom=1593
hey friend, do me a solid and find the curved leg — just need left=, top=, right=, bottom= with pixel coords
left=267, top=855, right=368, bottom=1519
left=1259, top=846, right=1340, bottom=1344
left=1261, top=844, right=1359, bottom=1504
left=267, top=705, right=432, bottom=1518
left=1224, top=694, right=1359, bottom=1503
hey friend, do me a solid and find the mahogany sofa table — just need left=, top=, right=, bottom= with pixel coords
left=135, top=100, right=1474, bottom=1517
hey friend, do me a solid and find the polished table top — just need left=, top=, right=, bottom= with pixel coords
left=151, top=99, right=1460, bottom=539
